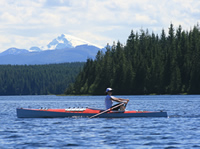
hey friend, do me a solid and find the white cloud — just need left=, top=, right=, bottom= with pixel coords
left=0, top=0, right=199, bottom=52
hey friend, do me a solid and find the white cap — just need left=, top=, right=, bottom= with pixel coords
left=106, top=88, right=113, bottom=92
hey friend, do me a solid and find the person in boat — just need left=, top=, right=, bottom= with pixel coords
left=105, top=88, right=129, bottom=111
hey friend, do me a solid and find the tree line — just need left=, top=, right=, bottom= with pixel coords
left=65, top=23, right=200, bottom=95
left=0, top=63, right=84, bottom=95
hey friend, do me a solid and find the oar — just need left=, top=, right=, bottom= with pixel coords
left=90, top=102, right=124, bottom=119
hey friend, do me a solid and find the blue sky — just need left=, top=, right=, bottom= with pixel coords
left=0, top=0, right=199, bottom=52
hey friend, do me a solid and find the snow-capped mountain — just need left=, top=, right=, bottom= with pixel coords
left=34, top=34, right=103, bottom=51
left=0, top=34, right=105, bottom=65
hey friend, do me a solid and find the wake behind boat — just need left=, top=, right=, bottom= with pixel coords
left=16, top=107, right=167, bottom=118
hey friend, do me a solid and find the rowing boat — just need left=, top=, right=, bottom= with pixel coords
left=16, top=107, right=167, bottom=118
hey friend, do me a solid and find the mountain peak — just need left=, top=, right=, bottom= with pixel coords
left=0, top=47, right=29, bottom=56
left=29, top=46, right=42, bottom=52
left=42, top=34, right=103, bottom=50
left=46, top=34, right=73, bottom=50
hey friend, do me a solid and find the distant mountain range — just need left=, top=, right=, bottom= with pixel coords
left=0, top=34, right=105, bottom=65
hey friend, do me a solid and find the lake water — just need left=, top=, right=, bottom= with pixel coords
left=0, top=95, right=200, bottom=148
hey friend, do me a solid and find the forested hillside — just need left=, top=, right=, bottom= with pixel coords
left=0, top=63, right=84, bottom=95
left=65, top=24, right=200, bottom=95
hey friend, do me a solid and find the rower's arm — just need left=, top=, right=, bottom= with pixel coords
left=111, top=97, right=129, bottom=103
left=111, top=96, right=121, bottom=102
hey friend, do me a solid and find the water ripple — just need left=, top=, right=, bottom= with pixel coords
left=0, top=95, right=200, bottom=148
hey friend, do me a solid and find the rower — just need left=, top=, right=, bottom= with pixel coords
left=105, top=88, right=129, bottom=111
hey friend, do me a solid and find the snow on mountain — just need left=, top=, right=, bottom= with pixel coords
left=41, top=34, right=103, bottom=50
left=63, top=34, right=103, bottom=48
left=0, top=34, right=103, bottom=54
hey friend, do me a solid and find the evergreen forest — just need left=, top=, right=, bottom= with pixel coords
left=0, top=63, right=84, bottom=95
left=65, top=24, right=200, bottom=95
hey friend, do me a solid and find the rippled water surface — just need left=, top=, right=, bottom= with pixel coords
left=0, top=95, right=200, bottom=148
